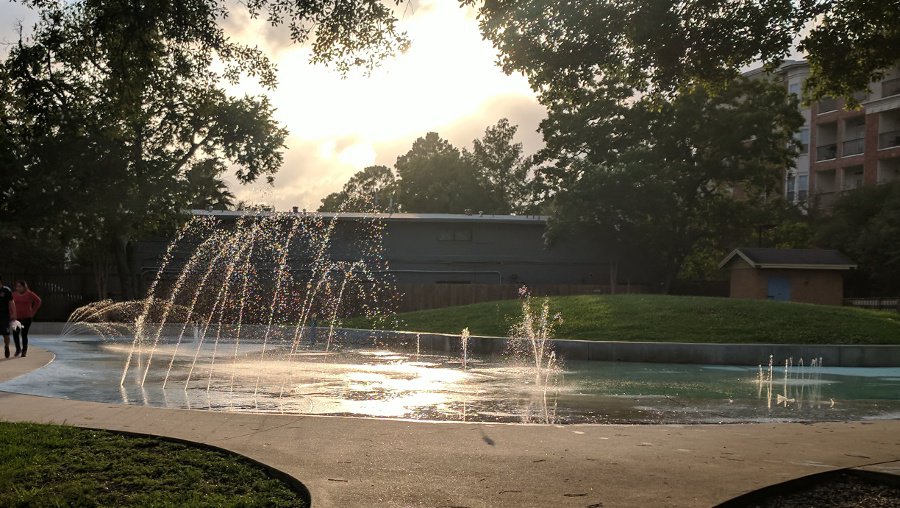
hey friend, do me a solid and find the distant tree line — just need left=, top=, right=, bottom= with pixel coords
left=319, top=119, right=537, bottom=215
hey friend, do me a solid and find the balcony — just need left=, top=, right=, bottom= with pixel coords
left=818, top=97, right=840, bottom=113
left=879, top=130, right=900, bottom=149
left=883, top=78, right=900, bottom=98
left=842, top=137, right=865, bottom=156
left=814, top=191, right=842, bottom=209
left=816, top=143, right=838, bottom=161
left=842, top=166, right=864, bottom=190
left=878, top=159, right=900, bottom=184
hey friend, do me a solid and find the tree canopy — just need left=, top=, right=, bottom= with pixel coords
left=319, top=122, right=537, bottom=214
left=471, top=0, right=900, bottom=103
left=1, top=0, right=409, bottom=297
left=463, top=118, right=534, bottom=214
left=818, top=182, right=900, bottom=296
left=318, top=165, right=396, bottom=212
left=395, top=132, right=492, bottom=213
left=547, top=78, right=803, bottom=290
left=465, top=0, right=846, bottom=290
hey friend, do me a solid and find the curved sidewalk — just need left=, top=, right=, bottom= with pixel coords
left=1, top=348, right=898, bottom=507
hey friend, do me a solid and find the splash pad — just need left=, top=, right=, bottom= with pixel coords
left=4, top=211, right=898, bottom=424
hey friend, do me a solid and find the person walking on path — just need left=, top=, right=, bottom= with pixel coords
left=0, top=276, right=17, bottom=359
left=12, top=281, right=41, bottom=357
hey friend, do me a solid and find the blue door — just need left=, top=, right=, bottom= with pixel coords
left=767, top=277, right=791, bottom=301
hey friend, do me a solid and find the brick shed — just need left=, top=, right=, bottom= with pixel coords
left=718, top=248, right=856, bottom=306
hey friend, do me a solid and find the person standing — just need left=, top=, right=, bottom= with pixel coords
left=0, top=276, right=16, bottom=359
left=12, top=280, right=41, bottom=358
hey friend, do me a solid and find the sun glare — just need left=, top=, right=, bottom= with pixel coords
left=221, top=0, right=540, bottom=208
left=258, top=0, right=534, bottom=140
left=337, top=143, right=377, bottom=169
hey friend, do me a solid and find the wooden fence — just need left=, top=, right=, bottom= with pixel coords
left=844, top=297, right=900, bottom=313
left=394, top=283, right=644, bottom=312
left=3, top=270, right=646, bottom=319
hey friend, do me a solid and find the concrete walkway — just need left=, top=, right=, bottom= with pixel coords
left=0, top=346, right=53, bottom=383
left=1, top=348, right=898, bottom=507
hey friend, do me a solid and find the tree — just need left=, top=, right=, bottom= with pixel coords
left=679, top=201, right=815, bottom=281
left=461, top=0, right=816, bottom=290
left=801, top=0, right=900, bottom=104
left=1, top=0, right=408, bottom=299
left=470, top=0, right=900, bottom=104
left=318, top=165, right=396, bottom=212
left=464, top=118, right=533, bottom=214
left=184, top=162, right=236, bottom=211
left=818, top=182, right=900, bottom=296
left=547, top=78, right=803, bottom=291
left=395, top=132, right=492, bottom=213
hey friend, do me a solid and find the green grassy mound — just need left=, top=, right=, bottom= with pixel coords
left=0, top=422, right=306, bottom=507
left=348, top=294, right=900, bottom=344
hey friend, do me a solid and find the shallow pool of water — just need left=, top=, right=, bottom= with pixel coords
left=3, top=336, right=899, bottom=424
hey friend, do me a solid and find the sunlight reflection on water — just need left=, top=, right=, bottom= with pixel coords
left=3, top=336, right=900, bottom=424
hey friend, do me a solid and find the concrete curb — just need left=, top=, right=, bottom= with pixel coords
left=714, top=467, right=900, bottom=507
left=341, top=328, right=900, bottom=367
left=32, top=322, right=900, bottom=367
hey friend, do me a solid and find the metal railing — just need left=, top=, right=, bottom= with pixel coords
left=816, top=143, right=838, bottom=161
left=882, top=78, right=900, bottom=98
left=879, top=130, right=900, bottom=149
left=818, top=97, right=839, bottom=113
left=812, top=190, right=842, bottom=209
left=844, top=297, right=900, bottom=313
left=842, top=137, right=865, bottom=156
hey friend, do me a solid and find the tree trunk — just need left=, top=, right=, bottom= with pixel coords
left=662, top=254, right=685, bottom=295
left=92, top=255, right=109, bottom=300
left=111, top=234, right=135, bottom=300
left=608, top=257, right=619, bottom=295
left=662, top=273, right=675, bottom=295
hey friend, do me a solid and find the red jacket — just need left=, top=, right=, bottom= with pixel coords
left=13, top=290, right=42, bottom=319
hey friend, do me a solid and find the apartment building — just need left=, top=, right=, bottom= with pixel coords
left=747, top=60, right=900, bottom=207
left=810, top=67, right=900, bottom=207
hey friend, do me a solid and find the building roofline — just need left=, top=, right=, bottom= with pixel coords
left=742, top=59, right=809, bottom=78
left=718, top=248, right=857, bottom=270
left=189, top=209, right=549, bottom=224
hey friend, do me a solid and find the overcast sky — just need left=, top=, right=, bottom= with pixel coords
left=0, top=0, right=546, bottom=211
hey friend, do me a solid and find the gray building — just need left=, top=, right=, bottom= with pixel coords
left=133, top=210, right=623, bottom=289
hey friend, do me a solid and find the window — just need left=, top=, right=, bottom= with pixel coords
left=438, top=229, right=472, bottom=241
left=788, top=82, right=801, bottom=96
left=454, top=229, right=472, bottom=241
left=785, top=175, right=796, bottom=199
left=795, top=128, right=809, bottom=153
left=797, top=175, right=808, bottom=202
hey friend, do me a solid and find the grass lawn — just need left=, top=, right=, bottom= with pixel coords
left=348, top=294, right=900, bottom=344
left=0, top=422, right=306, bottom=507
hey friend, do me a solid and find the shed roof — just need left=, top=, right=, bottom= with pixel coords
left=718, top=248, right=857, bottom=270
